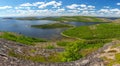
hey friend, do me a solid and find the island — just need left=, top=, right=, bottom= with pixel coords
left=31, top=23, right=74, bottom=29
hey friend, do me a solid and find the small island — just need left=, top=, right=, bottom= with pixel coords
left=16, top=17, right=41, bottom=20
left=3, top=17, right=14, bottom=19
left=31, top=23, right=74, bottom=29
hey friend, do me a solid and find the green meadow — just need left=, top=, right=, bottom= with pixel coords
left=62, top=23, right=120, bottom=40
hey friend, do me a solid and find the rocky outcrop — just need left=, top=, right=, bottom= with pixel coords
left=0, top=38, right=118, bottom=66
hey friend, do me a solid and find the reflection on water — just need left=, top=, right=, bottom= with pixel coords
left=0, top=18, right=104, bottom=40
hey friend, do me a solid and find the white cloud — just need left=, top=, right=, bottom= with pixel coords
left=0, top=6, right=12, bottom=9
left=68, top=10, right=80, bottom=13
left=88, top=5, right=95, bottom=10
left=33, top=2, right=44, bottom=6
left=20, top=1, right=62, bottom=9
left=80, top=4, right=86, bottom=8
left=14, top=9, right=62, bottom=16
left=66, top=4, right=95, bottom=11
left=66, top=4, right=79, bottom=9
left=56, top=8, right=65, bottom=12
left=15, top=6, right=31, bottom=10
left=110, top=8, right=120, bottom=12
left=117, top=3, right=120, bottom=5
left=38, top=1, right=62, bottom=8
left=97, top=8, right=120, bottom=16
left=20, top=3, right=33, bottom=6
left=98, top=9, right=109, bottom=13
left=20, top=2, right=45, bottom=7
left=82, top=11, right=89, bottom=14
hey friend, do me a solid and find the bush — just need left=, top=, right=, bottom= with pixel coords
left=45, top=45, right=55, bottom=49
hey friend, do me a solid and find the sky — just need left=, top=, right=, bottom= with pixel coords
left=0, top=0, right=120, bottom=17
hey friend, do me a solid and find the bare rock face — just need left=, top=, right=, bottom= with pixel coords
left=0, top=38, right=107, bottom=66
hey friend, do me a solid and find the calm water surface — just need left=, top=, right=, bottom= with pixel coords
left=0, top=18, right=103, bottom=40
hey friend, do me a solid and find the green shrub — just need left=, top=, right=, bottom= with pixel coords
left=45, top=45, right=55, bottom=49
left=0, top=32, right=46, bottom=45
left=61, top=39, right=110, bottom=62
left=57, top=41, right=70, bottom=47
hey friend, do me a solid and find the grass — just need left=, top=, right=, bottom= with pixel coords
left=57, top=41, right=70, bottom=47
left=111, top=43, right=120, bottom=48
left=31, top=23, right=74, bottom=29
left=8, top=50, right=63, bottom=63
left=8, top=50, right=46, bottom=62
left=115, top=53, right=120, bottom=63
left=105, top=53, right=120, bottom=66
left=0, top=32, right=46, bottom=45
left=62, top=23, right=120, bottom=40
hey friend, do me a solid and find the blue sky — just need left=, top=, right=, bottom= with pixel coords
left=0, top=0, right=120, bottom=17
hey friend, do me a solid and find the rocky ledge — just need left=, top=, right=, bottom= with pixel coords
left=0, top=38, right=119, bottom=66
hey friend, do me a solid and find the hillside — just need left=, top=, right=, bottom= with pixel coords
left=15, top=16, right=111, bottom=22
left=113, top=19, right=120, bottom=23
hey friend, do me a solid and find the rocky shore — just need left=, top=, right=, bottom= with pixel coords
left=0, top=38, right=119, bottom=66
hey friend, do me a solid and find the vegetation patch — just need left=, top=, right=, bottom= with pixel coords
left=105, top=53, right=120, bottom=66
left=62, top=23, right=120, bottom=40
left=111, top=43, right=120, bottom=48
left=45, top=45, right=55, bottom=49
left=0, top=32, right=46, bottom=45
left=8, top=50, right=63, bottom=63
left=31, top=23, right=74, bottom=29
left=57, top=41, right=70, bottom=47
left=61, top=39, right=110, bottom=62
